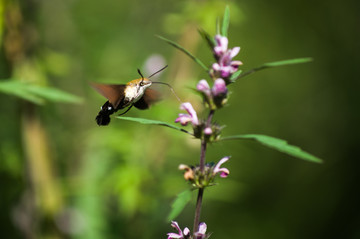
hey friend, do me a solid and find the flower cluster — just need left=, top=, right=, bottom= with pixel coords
left=211, top=35, right=242, bottom=83
left=167, top=221, right=208, bottom=239
left=197, top=78, right=228, bottom=110
left=175, top=102, right=222, bottom=141
left=179, top=157, right=230, bottom=188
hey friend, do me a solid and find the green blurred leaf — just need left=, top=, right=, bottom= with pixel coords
left=26, top=85, right=83, bottom=104
left=198, top=28, right=215, bottom=50
left=157, top=35, right=209, bottom=72
left=167, top=189, right=192, bottom=221
left=263, top=58, right=313, bottom=67
left=220, top=134, right=323, bottom=163
left=116, top=116, right=193, bottom=135
left=235, top=57, right=313, bottom=80
left=221, top=5, right=230, bottom=37
left=230, top=69, right=243, bottom=82
left=0, top=80, right=44, bottom=104
left=0, top=80, right=82, bottom=104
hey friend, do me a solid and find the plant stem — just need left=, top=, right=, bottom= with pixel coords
left=193, top=110, right=215, bottom=233
left=193, top=187, right=204, bottom=233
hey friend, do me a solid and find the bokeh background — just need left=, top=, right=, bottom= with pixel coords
left=0, top=0, right=359, bottom=238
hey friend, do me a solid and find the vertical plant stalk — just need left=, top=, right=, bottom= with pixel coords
left=4, top=2, right=63, bottom=238
left=193, top=110, right=215, bottom=233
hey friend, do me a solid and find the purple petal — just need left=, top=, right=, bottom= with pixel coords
left=231, top=60, right=243, bottom=67
left=204, top=127, right=213, bottom=135
left=170, top=221, right=182, bottom=235
left=230, top=47, right=240, bottom=58
left=175, top=114, right=192, bottom=126
left=214, top=35, right=228, bottom=56
left=197, top=79, right=211, bottom=96
left=167, top=233, right=183, bottom=239
left=180, top=102, right=199, bottom=125
left=213, top=156, right=230, bottom=177
left=212, top=63, right=221, bottom=71
left=198, top=222, right=207, bottom=234
left=183, top=227, right=190, bottom=236
left=220, top=52, right=232, bottom=66
left=212, top=78, right=227, bottom=96
left=194, top=222, right=207, bottom=239
left=220, top=66, right=232, bottom=78
left=219, top=169, right=230, bottom=178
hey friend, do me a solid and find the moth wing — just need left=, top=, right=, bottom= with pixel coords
left=133, top=88, right=161, bottom=110
left=90, top=82, right=126, bottom=108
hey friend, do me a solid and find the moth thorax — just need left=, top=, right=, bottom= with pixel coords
left=124, top=78, right=152, bottom=103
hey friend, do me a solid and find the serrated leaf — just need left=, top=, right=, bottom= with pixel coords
left=235, top=57, right=313, bottom=80
left=221, top=6, right=230, bottom=37
left=157, top=35, right=209, bottom=72
left=167, top=190, right=192, bottom=221
left=220, top=134, right=323, bottom=163
left=116, top=116, right=192, bottom=135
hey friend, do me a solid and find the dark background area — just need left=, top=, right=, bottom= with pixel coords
left=0, top=0, right=359, bottom=238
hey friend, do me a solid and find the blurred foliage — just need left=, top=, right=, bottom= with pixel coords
left=0, top=0, right=359, bottom=239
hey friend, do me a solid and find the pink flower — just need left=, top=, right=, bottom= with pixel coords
left=204, top=127, right=213, bottom=135
left=212, top=35, right=242, bottom=79
left=214, top=35, right=228, bottom=57
left=175, top=102, right=199, bottom=126
left=167, top=221, right=190, bottom=239
left=194, top=222, right=207, bottom=239
left=196, top=79, right=211, bottom=97
left=167, top=221, right=208, bottom=239
left=211, top=78, right=227, bottom=97
left=213, top=156, right=230, bottom=178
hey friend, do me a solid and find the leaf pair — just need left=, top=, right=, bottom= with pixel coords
left=117, top=116, right=322, bottom=164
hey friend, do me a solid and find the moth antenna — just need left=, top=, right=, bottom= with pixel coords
left=148, top=65, right=168, bottom=78
left=137, top=69, right=145, bottom=79
left=137, top=68, right=145, bottom=85
left=151, top=81, right=182, bottom=103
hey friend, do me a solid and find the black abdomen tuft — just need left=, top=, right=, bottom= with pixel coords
left=96, top=101, right=116, bottom=126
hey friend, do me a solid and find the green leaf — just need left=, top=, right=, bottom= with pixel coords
left=116, top=116, right=193, bottom=135
left=229, top=69, right=243, bottom=82
left=221, top=5, right=230, bottom=37
left=235, top=57, right=313, bottom=80
left=157, top=35, right=209, bottom=72
left=0, top=80, right=83, bottom=104
left=198, top=28, right=215, bottom=50
left=220, top=134, right=323, bottom=163
left=26, top=85, right=83, bottom=104
left=167, top=190, right=192, bottom=221
left=263, top=57, right=313, bottom=67
left=0, top=80, right=44, bottom=104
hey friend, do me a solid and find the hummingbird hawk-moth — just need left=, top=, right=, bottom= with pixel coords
left=91, top=65, right=168, bottom=126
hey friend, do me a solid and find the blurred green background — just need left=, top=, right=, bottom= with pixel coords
left=0, top=0, right=359, bottom=238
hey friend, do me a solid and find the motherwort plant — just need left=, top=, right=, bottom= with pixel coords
left=117, top=7, right=322, bottom=239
